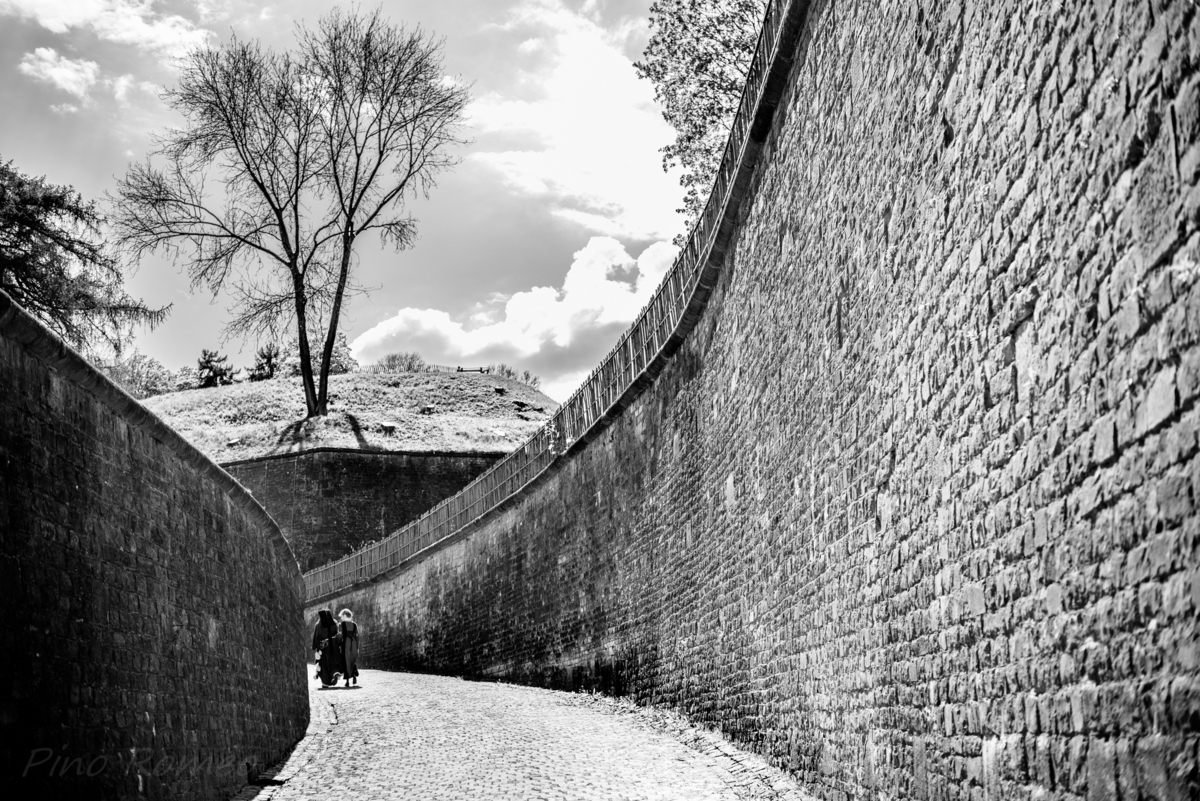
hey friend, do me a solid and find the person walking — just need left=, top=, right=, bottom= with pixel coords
left=312, top=609, right=342, bottom=688
left=339, top=609, right=360, bottom=687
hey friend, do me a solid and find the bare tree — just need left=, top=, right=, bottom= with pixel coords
left=299, top=8, right=468, bottom=413
left=112, top=8, right=469, bottom=417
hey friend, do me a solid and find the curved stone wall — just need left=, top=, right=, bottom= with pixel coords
left=303, top=0, right=804, bottom=603
left=308, top=1, right=1200, bottom=799
left=225, top=449, right=504, bottom=570
left=0, top=292, right=309, bottom=800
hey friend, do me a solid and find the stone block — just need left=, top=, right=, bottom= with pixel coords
left=1136, top=367, right=1178, bottom=436
left=1087, top=738, right=1117, bottom=801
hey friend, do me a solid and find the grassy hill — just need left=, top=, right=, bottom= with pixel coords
left=142, top=371, right=558, bottom=463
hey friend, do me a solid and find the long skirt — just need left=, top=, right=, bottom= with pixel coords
left=342, top=635, right=359, bottom=679
left=317, top=642, right=342, bottom=686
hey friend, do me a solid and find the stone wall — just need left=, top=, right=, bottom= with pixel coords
left=310, top=1, right=1200, bottom=800
left=0, top=292, right=310, bottom=800
left=225, top=449, right=503, bottom=570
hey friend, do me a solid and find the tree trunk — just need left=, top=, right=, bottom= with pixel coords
left=315, top=235, right=354, bottom=415
left=292, top=273, right=320, bottom=417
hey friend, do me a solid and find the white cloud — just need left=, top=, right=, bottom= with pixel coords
left=467, top=0, right=684, bottom=242
left=0, top=0, right=210, bottom=56
left=193, top=0, right=233, bottom=24
left=18, top=48, right=100, bottom=99
left=351, top=237, right=678, bottom=401
left=109, top=73, right=134, bottom=102
left=107, top=73, right=156, bottom=104
left=17, top=48, right=160, bottom=111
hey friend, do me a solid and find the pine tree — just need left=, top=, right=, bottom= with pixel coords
left=248, top=343, right=280, bottom=381
left=197, top=349, right=238, bottom=388
left=0, top=159, right=167, bottom=349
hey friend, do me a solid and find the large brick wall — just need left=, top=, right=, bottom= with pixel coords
left=225, top=449, right=503, bottom=570
left=310, top=1, right=1200, bottom=800
left=0, top=293, right=309, bottom=800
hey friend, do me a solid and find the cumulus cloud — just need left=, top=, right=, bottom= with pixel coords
left=193, top=0, right=233, bottom=24
left=467, top=0, right=684, bottom=242
left=0, top=0, right=210, bottom=56
left=109, top=73, right=135, bottom=103
left=18, top=48, right=100, bottom=99
left=351, top=237, right=677, bottom=401
left=107, top=73, right=157, bottom=104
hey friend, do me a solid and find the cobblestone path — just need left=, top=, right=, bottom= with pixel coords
left=235, top=670, right=807, bottom=801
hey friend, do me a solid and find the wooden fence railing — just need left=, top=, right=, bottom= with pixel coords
left=305, top=0, right=802, bottom=602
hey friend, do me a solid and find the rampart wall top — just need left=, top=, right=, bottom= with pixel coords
left=221, top=446, right=510, bottom=469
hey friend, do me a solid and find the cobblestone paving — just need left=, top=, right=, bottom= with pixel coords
left=234, top=670, right=809, bottom=801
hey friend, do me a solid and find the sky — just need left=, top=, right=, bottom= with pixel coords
left=0, top=0, right=686, bottom=401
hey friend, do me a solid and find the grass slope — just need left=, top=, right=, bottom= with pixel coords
left=142, top=371, right=559, bottom=463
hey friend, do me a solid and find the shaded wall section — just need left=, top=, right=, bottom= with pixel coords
left=0, top=292, right=309, bottom=801
left=225, top=449, right=503, bottom=570
left=310, top=1, right=1200, bottom=800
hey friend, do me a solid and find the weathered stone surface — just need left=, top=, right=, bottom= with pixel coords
left=309, top=1, right=1200, bottom=800
left=0, top=297, right=309, bottom=800
left=225, top=449, right=503, bottom=570
left=235, top=670, right=808, bottom=801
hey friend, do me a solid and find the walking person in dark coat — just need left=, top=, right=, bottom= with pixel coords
left=339, top=609, right=360, bottom=687
left=312, top=609, right=342, bottom=688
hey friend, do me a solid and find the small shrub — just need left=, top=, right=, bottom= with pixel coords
left=487, top=363, right=541, bottom=389
left=171, top=366, right=197, bottom=392
left=95, top=350, right=174, bottom=399
left=280, top=332, right=358, bottom=377
left=372, top=350, right=427, bottom=373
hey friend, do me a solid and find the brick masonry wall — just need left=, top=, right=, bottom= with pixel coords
left=225, top=449, right=503, bottom=571
left=310, top=2, right=1200, bottom=800
left=0, top=295, right=310, bottom=800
